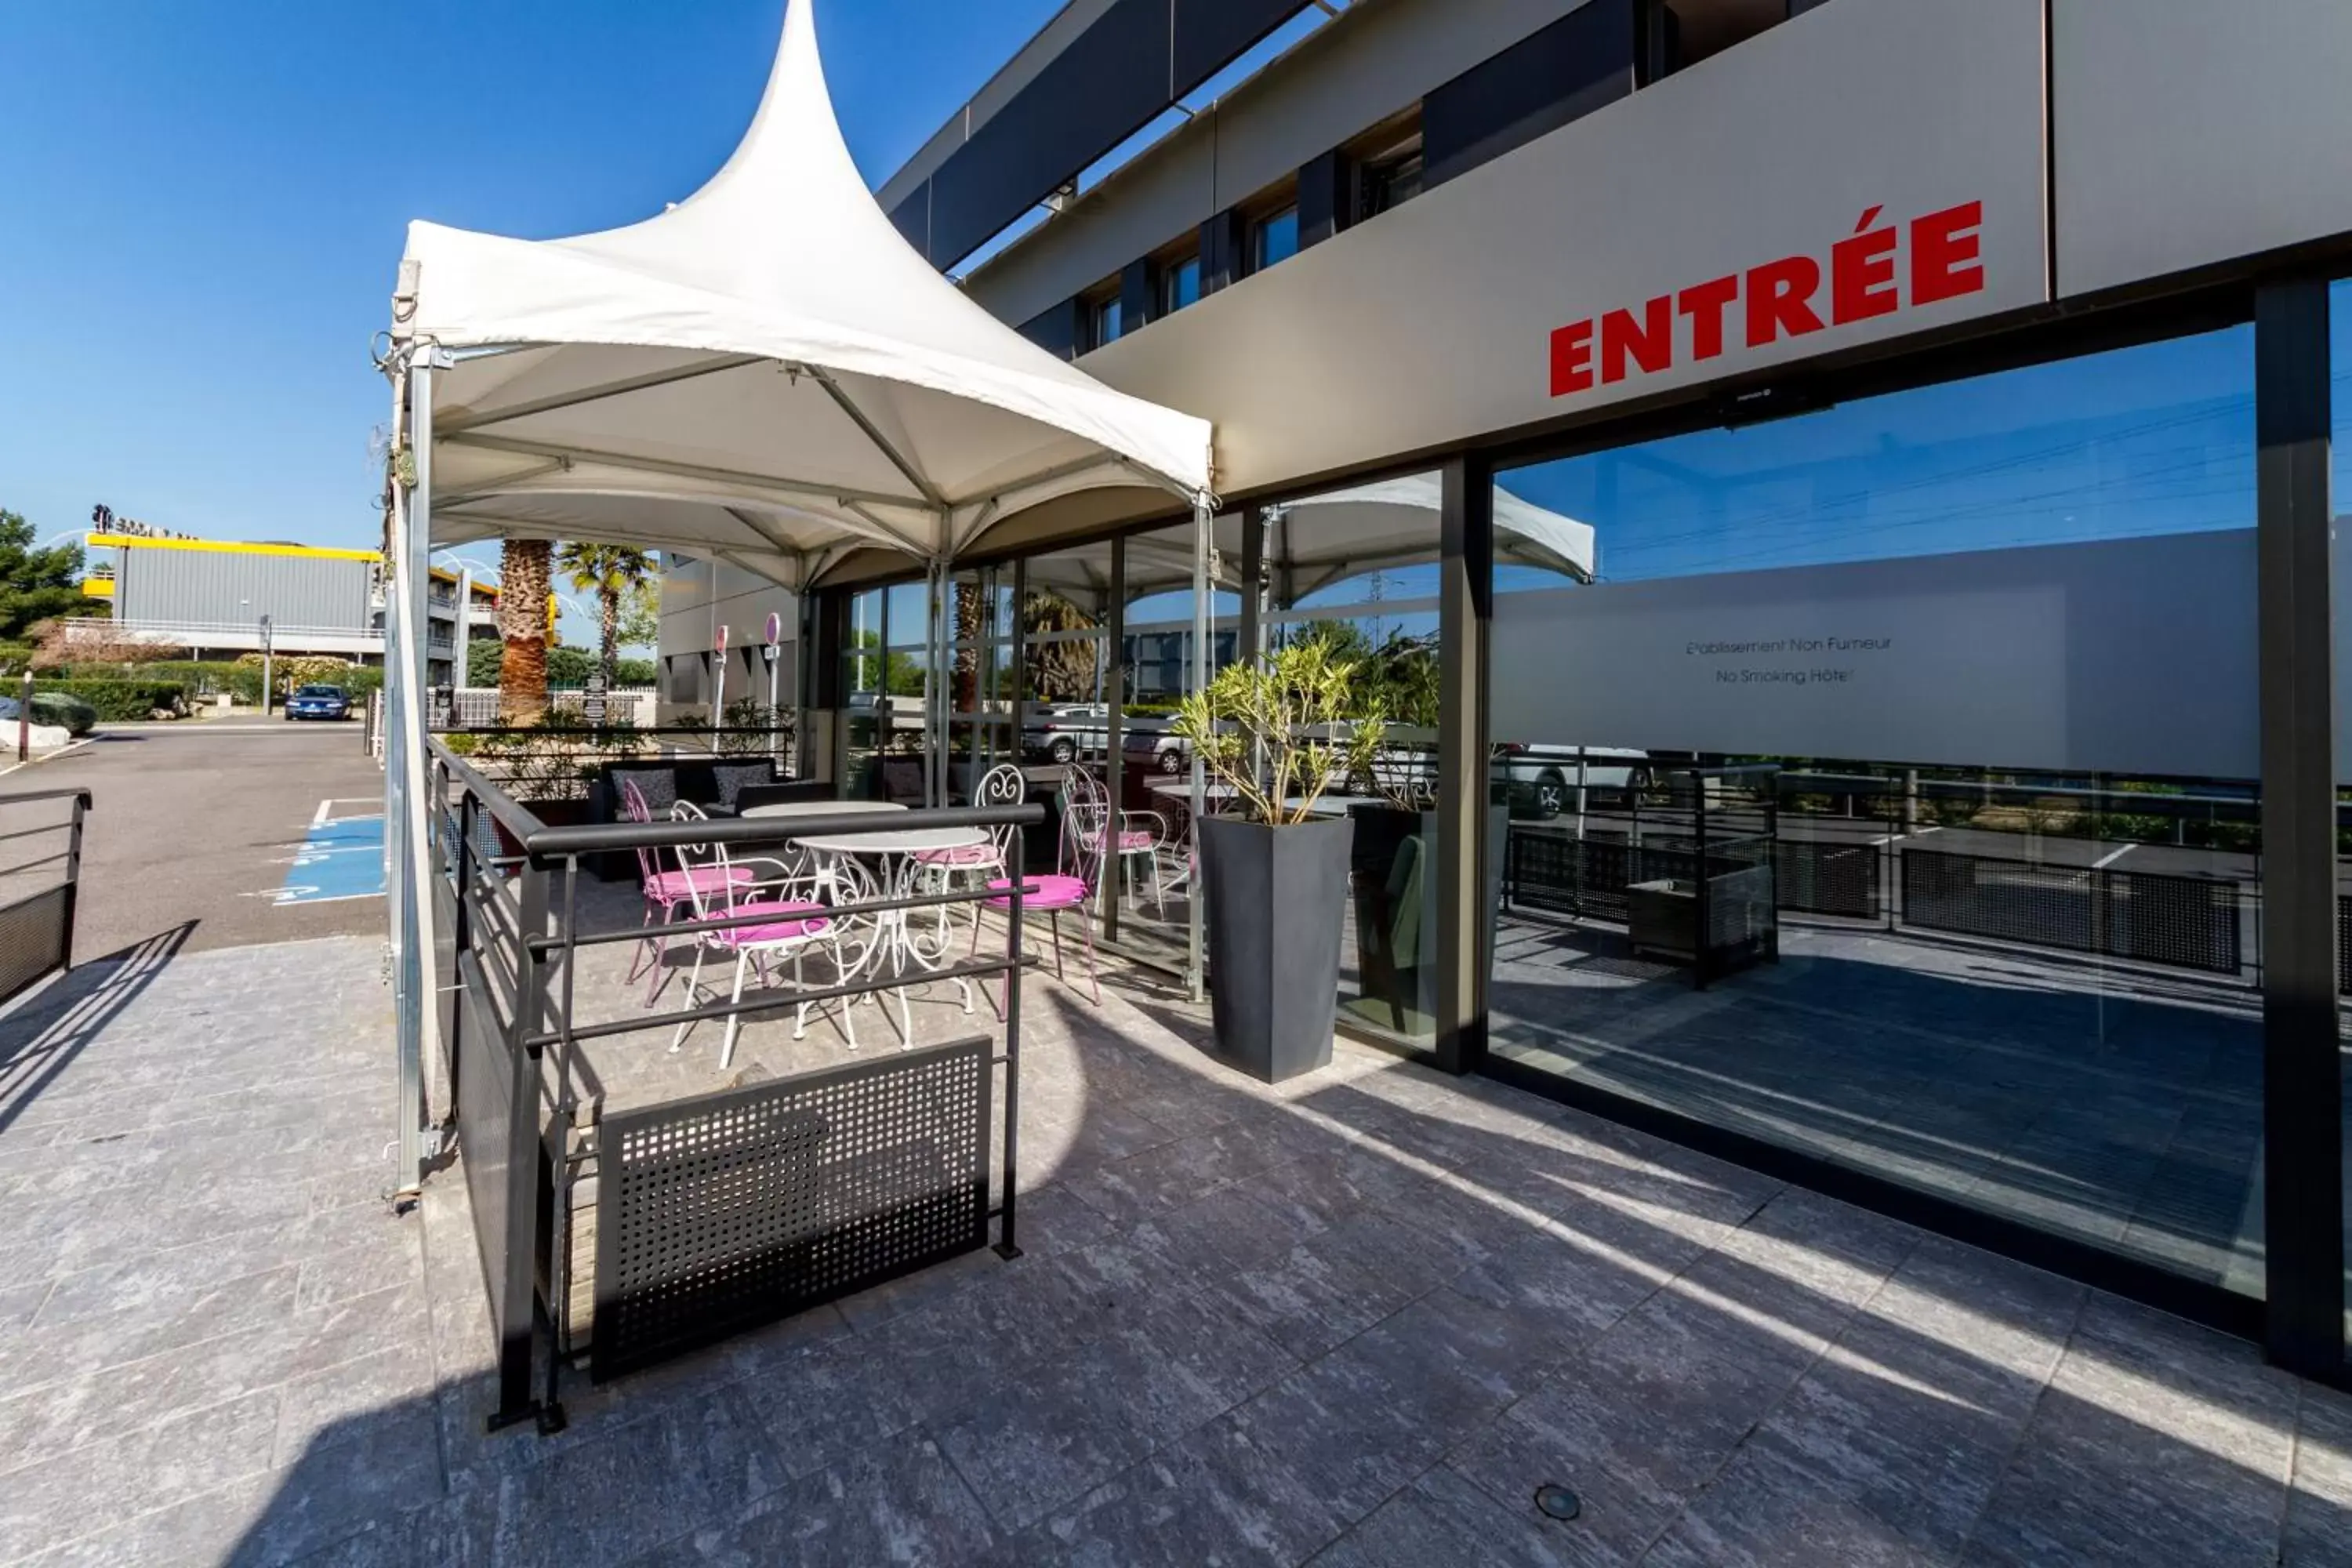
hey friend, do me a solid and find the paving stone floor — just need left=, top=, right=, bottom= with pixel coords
left=3, top=925, right=2351, bottom=1565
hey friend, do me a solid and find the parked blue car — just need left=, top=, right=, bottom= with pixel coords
left=284, top=684, right=351, bottom=721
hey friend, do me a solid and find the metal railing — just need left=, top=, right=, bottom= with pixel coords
left=1501, top=768, right=2256, bottom=981
left=426, top=737, right=1040, bottom=1432
left=0, top=789, right=92, bottom=1007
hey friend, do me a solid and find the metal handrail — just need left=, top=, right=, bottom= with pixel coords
left=0, top=788, right=95, bottom=809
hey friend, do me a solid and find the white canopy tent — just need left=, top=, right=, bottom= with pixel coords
left=376, top=0, right=1218, bottom=1190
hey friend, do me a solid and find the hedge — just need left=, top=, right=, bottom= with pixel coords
left=37, top=681, right=191, bottom=723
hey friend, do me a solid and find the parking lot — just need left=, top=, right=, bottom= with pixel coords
left=3, top=722, right=387, bottom=960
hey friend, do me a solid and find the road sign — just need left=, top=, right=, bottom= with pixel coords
left=583, top=670, right=608, bottom=725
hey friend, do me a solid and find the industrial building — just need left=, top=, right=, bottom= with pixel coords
left=76, top=532, right=495, bottom=686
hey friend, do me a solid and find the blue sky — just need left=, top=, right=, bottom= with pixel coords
left=0, top=0, right=1062, bottom=575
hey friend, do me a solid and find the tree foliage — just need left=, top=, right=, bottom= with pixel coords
left=557, top=542, right=656, bottom=690
left=0, top=509, right=94, bottom=638
left=1021, top=590, right=1100, bottom=702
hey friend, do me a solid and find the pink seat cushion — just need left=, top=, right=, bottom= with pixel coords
left=719, top=899, right=833, bottom=946
left=985, top=874, right=1089, bottom=910
left=645, top=865, right=754, bottom=901
left=1079, top=829, right=1156, bottom=852
left=915, top=844, right=1000, bottom=867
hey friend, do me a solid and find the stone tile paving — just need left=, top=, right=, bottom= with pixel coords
left=2, top=925, right=2350, bottom=1565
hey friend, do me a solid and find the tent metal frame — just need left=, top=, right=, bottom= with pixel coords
left=379, top=335, right=1215, bottom=1196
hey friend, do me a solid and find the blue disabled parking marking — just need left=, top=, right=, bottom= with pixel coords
left=278, top=803, right=386, bottom=906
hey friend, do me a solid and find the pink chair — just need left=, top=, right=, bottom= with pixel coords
left=916, top=763, right=1023, bottom=936
left=663, top=803, right=863, bottom=1065
left=623, top=777, right=752, bottom=1004
left=970, top=779, right=1103, bottom=1007
left=1061, top=765, right=1170, bottom=916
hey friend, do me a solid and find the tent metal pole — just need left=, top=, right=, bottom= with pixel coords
left=1188, top=494, right=1210, bottom=1003
left=929, top=557, right=949, bottom=807
left=384, top=364, right=414, bottom=1191
left=392, top=350, right=447, bottom=1196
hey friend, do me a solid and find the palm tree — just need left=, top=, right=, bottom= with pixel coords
left=556, top=543, right=657, bottom=691
left=496, top=538, right=554, bottom=725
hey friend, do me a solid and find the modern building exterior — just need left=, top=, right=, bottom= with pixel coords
left=78, top=532, right=495, bottom=685
left=655, top=552, right=799, bottom=723
left=787, top=0, right=2352, bottom=1378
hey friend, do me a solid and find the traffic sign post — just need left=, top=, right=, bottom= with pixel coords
left=762, top=612, right=782, bottom=768
left=711, top=625, right=729, bottom=748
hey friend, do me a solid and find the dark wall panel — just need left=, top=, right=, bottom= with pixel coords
left=887, top=1, right=1312, bottom=268
left=1172, top=0, right=1308, bottom=91
left=1423, top=0, right=1639, bottom=190
left=1298, top=149, right=1356, bottom=250
left=928, top=3, right=1174, bottom=270
left=1017, top=298, right=1084, bottom=361
left=1120, top=257, right=1159, bottom=332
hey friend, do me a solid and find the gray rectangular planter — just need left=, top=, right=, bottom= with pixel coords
left=1198, top=813, right=1353, bottom=1083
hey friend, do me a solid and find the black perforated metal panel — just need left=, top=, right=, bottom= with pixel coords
left=456, top=975, right=520, bottom=1338
left=0, top=885, right=69, bottom=1008
left=1777, top=840, right=1881, bottom=920
left=1900, top=848, right=2241, bottom=977
left=590, top=1035, right=993, bottom=1381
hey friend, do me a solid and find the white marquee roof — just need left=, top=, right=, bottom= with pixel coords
left=393, top=0, right=1214, bottom=589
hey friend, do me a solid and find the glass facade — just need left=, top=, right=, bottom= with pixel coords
left=1486, top=328, right=2266, bottom=1295
left=1259, top=481, right=1441, bottom=1049
left=805, top=292, right=2352, bottom=1357
left=2333, top=277, right=2352, bottom=1351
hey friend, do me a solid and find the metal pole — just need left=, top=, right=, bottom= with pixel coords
left=1188, top=495, right=1210, bottom=1002
left=456, top=566, right=473, bottom=690
left=391, top=348, right=448, bottom=1197
left=384, top=369, right=413, bottom=1181
left=260, top=615, right=274, bottom=716
left=16, top=669, right=28, bottom=762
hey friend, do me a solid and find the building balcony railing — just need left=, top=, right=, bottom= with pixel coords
left=55, top=616, right=387, bottom=655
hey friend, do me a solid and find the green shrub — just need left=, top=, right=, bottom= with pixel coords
left=37, top=681, right=187, bottom=724
left=27, top=691, right=98, bottom=735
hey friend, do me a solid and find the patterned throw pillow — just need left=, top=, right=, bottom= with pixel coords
left=612, top=768, right=678, bottom=816
left=710, top=762, right=774, bottom=811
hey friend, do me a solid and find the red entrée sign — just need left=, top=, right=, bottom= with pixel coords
left=1549, top=200, right=1986, bottom=399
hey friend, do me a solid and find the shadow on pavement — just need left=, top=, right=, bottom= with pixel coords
left=0, top=921, right=196, bottom=1138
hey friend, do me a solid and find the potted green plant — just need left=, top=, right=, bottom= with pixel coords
left=1171, top=643, right=1382, bottom=1083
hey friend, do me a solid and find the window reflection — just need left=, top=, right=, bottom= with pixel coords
left=1489, top=328, right=2265, bottom=1294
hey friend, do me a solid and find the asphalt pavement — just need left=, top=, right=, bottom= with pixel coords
left=0, top=720, right=388, bottom=960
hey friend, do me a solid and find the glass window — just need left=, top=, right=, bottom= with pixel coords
left=2331, top=277, right=2352, bottom=1349
left=1112, top=522, right=1241, bottom=975
left=1160, top=256, right=1202, bottom=317
left=1363, top=148, right=1423, bottom=218
left=1251, top=206, right=1300, bottom=273
left=1087, top=295, right=1123, bottom=350
left=1487, top=327, right=2263, bottom=1296
left=1261, top=478, right=1442, bottom=1047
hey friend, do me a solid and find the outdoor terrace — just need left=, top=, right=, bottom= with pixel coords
left=2, top=907, right=2350, bottom=1564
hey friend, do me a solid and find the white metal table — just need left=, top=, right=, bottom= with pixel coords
left=795, top=823, right=992, bottom=1039
left=740, top=800, right=909, bottom=819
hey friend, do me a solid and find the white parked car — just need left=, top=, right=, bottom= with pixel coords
left=1495, top=744, right=1651, bottom=817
